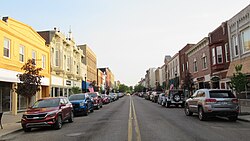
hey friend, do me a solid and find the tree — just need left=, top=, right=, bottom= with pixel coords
left=72, top=87, right=81, bottom=94
left=230, top=64, right=248, bottom=98
left=182, top=72, right=194, bottom=96
left=134, top=84, right=145, bottom=92
left=16, top=59, right=43, bottom=106
left=118, top=84, right=129, bottom=93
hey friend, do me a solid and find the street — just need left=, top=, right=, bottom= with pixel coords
left=2, top=95, right=250, bottom=141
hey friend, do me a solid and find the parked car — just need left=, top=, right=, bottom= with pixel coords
left=88, top=92, right=103, bottom=109
left=184, top=89, right=239, bottom=121
left=152, top=92, right=161, bottom=103
left=21, top=97, right=73, bottom=132
left=165, top=89, right=185, bottom=108
left=157, top=93, right=166, bottom=105
left=102, top=94, right=110, bottom=104
left=69, top=93, right=94, bottom=116
left=110, top=93, right=118, bottom=101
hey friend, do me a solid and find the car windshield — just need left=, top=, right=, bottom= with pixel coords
left=32, top=98, right=60, bottom=108
left=69, top=94, right=85, bottom=101
left=89, top=93, right=98, bottom=98
left=209, top=91, right=235, bottom=98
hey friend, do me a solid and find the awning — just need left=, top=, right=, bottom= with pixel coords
left=227, top=56, right=250, bottom=77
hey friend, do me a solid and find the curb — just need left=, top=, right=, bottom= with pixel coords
left=0, top=128, right=23, bottom=139
left=237, top=117, right=250, bottom=122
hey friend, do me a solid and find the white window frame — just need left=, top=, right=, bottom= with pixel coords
left=55, top=49, right=59, bottom=67
left=241, top=27, right=250, bottom=54
left=212, top=48, right=216, bottom=65
left=19, top=45, right=25, bottom=62
left=42, top=54, right=46, bottom=69
left=225, top=43, right=229, bottom=62
left=193, top=58, right=198, bottom=72
left=202, top=54, right=207, bottom=69
left=4, top=38, right=10, bottom=58
left=232, top=35, right=239, bottom=57
left=216, top=46, right=223, bottom=64
left=32, top=50, right=36, bottom=65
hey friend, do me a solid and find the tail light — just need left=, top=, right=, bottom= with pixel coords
left=232, top=99, right=238, bottom=104
left=205, top=98, right=217, bottom=104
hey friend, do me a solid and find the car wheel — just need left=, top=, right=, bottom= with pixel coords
left=23, top=127, right=31, bottom=132
left=54, top=116, right=62, bottom=130
left=161, top=101, right=165, bottom=107
left=83, top=108, right=89, bottom=116
left=100, top=103, right=103, bottom=108
left=173, top=94, right=181, bottom=102
left=166, top=102, right=170, bottom=108
left=68, top=111, right=74, bottom=123
left=184, top=104, right=193, bottom=116
left=198, top=107, right=207, bottom=121
left=228, top=116, right=237, bottom=122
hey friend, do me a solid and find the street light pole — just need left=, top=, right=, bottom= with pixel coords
left=85, top=74, right=87, bottom=93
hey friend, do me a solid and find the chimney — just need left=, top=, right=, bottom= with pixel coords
left=2, top=17, right=8, bottom=23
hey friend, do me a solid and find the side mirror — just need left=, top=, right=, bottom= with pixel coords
left=60, top=103, right=66, bottom=108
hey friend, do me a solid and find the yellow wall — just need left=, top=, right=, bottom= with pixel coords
left=0, top=17, right=50, bottom=78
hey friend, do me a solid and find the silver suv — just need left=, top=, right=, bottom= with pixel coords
left=184, top=89, right=239, bottom=121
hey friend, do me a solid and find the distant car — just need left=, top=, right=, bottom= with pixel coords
left=165, top=89, right=185, bottom=108
left=21, top=97, right=73, bottom=132
left=110, top=93, right=118, bottom=101
left=69, top=93, right=94, bottom=116
left=88, top=92, right=103, bottom=109
left=102, top=94, right=110, bottom=104
left=152, top=92, right=161, bottom=103
left=184, top=89, right=239, bottom=121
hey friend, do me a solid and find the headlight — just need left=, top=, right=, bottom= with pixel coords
left=22, top=114, right=27, bottom=119
left=46, top=111, right=57, bottom=117
left=80, top=102, right=84, bottom=106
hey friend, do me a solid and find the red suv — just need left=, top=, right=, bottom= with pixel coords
left=21, top=97, right=74, bottom=132
left=88, top=92, right=103, bottom=109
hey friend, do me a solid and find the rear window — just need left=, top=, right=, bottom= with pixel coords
left=69, top=94, right=85, bottom=101
left=209, top=90, right=235, bottom=98
left=89, top=93, right=98, bottom=98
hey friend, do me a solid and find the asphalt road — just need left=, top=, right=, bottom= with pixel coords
left=2, top=95, right=250, bottom=141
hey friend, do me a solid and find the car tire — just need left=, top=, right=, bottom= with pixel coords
left=83, top=108, right=89, bottom=116
left=54, top=116, right=62, bottom=130
left=23, top=127, right=31, bottom=132
left=173, top=94, right=181, bottom=102
left=166, top=102, right=170, bottom=108
left=228, top=116, right=237, bottom=122
left=198, top=107, right=207, bottom=121
left=161, top=101, right=165, bottom=107
left=184, top=104, right=193, bottom=116
left=68, top=111, right=74, bottom=123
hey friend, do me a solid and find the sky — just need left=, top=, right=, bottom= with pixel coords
left=1, top=0, right=249, bottom=86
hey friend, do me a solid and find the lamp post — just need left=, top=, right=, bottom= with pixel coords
left=85, top=74, right=87, bottom=93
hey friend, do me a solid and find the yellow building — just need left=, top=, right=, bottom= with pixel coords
left=0, top=17, right=50, bottom=115
left=78, top=44, right=97, bottom=83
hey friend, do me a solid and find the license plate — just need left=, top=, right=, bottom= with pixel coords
left=220, top=102, right=227, bottom=104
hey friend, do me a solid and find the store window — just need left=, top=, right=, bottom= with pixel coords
left=0, top=82, right=11, bottom=112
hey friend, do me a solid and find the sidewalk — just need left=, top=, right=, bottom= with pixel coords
left=0, top=112, right=23, bottom=138
left=238, top=106, right=250, bottom=122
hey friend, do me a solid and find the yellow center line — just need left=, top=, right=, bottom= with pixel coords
left=131, top=97, right=142, bottom=141
left=128, top=96, right=132, bottom=141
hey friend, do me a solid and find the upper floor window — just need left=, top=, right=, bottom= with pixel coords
left=216, top=46, right=223, bottom=64
left=212, top=48, right=216, bottom=65
left=193, top=58, right=198, bottom=72
left=182, top=63, right=185, bottom=72
left=76, top=65, right=79, bottom=74
left=32, top=50, right=36, bottom=65
left=67, top=57, right=70, bottom=71
left=19, top=45, right=25, bottom=62
left=186, top=61, right=189, bottom=71
left=201, top=54, right=207, bottom=69
left=232, top=35, right=239, bottom=57
left=64, top=55, right=67, bottom=70
left=42, top=54, right=46, bottom=69
left=241, top=27, right=250, bottom=53
left=4, top=38, right=10, bottom=58
left=55, top=50, right=59, bottom=67
left=225, top=43, right=230, bottom=62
